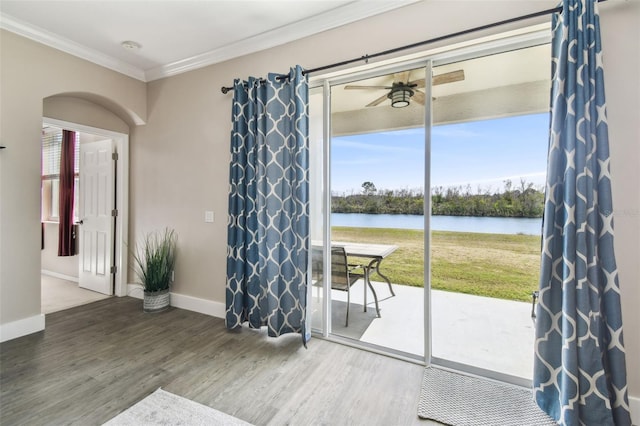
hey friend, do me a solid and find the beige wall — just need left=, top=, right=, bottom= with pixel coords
left=41, top=223, right=78, bottom=278
left=0, top=29, right=146, bottom=327
left=1, top=0, right=638, bottom=407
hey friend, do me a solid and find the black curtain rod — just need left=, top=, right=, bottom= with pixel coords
left=221, top=1, right=604, bottom=94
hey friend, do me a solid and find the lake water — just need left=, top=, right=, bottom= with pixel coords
left=331, top=213, right=542, bottom=235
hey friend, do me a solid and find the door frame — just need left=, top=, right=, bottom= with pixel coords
left=308, top=24, right=551, bottom=386
left=43, top=117, right=129, bottom=297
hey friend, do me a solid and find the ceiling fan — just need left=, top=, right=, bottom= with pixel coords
left=343, top=69, right=464, bottom=108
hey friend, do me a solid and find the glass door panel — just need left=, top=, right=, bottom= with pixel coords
left=429, top=44, right=550, bottom=381
left=327, top=66, right=426, bottom=357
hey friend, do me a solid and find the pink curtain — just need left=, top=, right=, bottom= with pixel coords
left=58, top=130, right=76, bottom=256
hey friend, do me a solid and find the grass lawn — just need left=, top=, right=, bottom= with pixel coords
left=331, top=226, right=541, bottom=302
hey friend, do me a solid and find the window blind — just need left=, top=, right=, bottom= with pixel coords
left=42, top=128, right=79, bottom=179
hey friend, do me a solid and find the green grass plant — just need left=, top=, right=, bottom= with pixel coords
left=132, top=228, right=177, bottom=293
left=331, top=226, right=540, bottom=302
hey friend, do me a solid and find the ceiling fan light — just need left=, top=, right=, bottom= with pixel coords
left=389, top=88, right=412, bottom=108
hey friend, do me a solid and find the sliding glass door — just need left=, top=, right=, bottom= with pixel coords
left=309, top=32, right=551, bottom=385
left=310, top=64, right=428, bottom=360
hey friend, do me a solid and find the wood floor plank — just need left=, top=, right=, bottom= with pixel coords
left=1, top=297, right=440, bottom=425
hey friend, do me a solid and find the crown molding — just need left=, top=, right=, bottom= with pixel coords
left=1, top=1, right=419, bottom=83
left=145, top=0, right=420, bottom=81
left=1, top=12, right=148, bottom=82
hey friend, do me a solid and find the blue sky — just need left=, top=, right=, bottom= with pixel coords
left=331, top=113, right=549, bottom=194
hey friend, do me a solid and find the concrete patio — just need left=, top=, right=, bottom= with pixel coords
left=315, top=279, right=536, bottom=380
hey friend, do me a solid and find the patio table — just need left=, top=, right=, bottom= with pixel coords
left=329, top=241, right=398, bottom=318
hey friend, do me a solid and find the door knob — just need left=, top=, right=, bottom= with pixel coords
left=76, top=220, right=84, bottom=225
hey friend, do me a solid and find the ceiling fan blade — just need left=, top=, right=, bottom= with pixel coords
left=394, top=71, right=411, bottom=83
left=412, top=90, right=425, bottom=105
left=408, top=69, right=464, bottom=88
left=366, top=93, right=389, bottom=107
left=344, top=85, right=392, bottom=90
left=433, top=69, right=465, bottom=86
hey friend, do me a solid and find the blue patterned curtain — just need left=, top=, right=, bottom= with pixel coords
left=533, top=1, right=631, bottom=425
left=226, top=65, right=309, bottom=344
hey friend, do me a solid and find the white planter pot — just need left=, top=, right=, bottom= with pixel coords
left=143, top=289, right=170, bottom=313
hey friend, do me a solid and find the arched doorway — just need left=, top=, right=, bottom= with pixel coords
left=40, top=95, right=131, bottom=313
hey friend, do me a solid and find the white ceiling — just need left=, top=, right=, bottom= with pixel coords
left=0, top=0, right=419, bottom=82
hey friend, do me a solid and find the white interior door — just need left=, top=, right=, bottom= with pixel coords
left=78, top=139, right=114, bottom=295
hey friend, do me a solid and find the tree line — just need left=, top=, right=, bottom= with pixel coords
left=331, top=180, right=544, bottom=218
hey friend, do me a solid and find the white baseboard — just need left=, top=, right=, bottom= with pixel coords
left=126, top=283, right=145, bottom=299
left=126, top=284, right=225, bottom=319
left=0, top=314, right=45, bottom=343
left=41, top=270, right=79, bottom=282
left=630, top=395, right=640, bottom=426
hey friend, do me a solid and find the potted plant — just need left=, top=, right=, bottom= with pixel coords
left=132, top=227, right=177, bottom=313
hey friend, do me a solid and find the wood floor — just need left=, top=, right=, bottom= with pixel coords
left=1, top=297, right=440, bottom=425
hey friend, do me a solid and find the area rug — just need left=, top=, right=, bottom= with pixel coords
left=417, top=367, right=557, bottom=426
left=103, top=388, right=252, bottom=425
